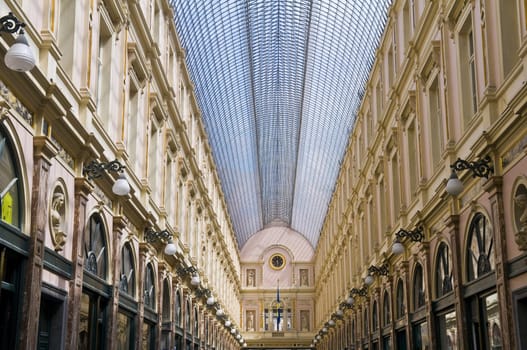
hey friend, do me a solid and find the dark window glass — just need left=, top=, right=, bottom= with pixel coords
left=396, top=279, right=405, bottom=318
left=194, top=308, right=199, bottom=336
left=372, top=301, right=379, bottom=331
left=0, top=247, right=23, bottom=349
left=383, top=291, right=390, bottom=326
left=467, top=212, right=494, bottom=281
left=186, top=301, right=191, bottom=331
left=119, top=243, right=135, bottom=296
left=162, top=280, right=170, bottom=322
left=79, top=291, right=107, bottom=350
left=176, top=291, right=182, bottom=327
left=143, top=263, right=155, bottom=309
left=413, top=264, right=425, bottom=310
left=436, top=242, right=453, bottom=297
left=84, top=214, right=108, bottom=279
left=0, top=130, right=21, bottom=227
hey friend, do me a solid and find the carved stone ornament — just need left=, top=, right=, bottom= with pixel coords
left=513, top=184, right=527, bottom=250
left=49, top=185, right=67, bottom=251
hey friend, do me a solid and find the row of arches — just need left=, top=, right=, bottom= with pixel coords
left=317, top=212, right=500, bottom=350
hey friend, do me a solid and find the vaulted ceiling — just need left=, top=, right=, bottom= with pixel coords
left=169, top=0, right=392, bottom=248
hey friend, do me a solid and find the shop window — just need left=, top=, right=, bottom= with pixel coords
left=79, top=291, right=108, bottom=350
left=119, top=243, right=136, bottom=296
left=435, top=242, right=453, bottom=298
left=116, top=310, right=134, bottom=350
left=436, top=310, right=457, bottom=349
left=142, top=320, right=156, bottom=350
left=37, top=291, right=66, bottom=350
left=0, top=247, right=23, bottom=349
left=0, top=131, right=22, bottom=228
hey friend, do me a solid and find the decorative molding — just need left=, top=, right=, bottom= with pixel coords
left=0, top=80, right=33, bottom=125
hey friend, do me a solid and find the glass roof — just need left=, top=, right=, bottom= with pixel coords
left=169, top=0, right=391, bottom=248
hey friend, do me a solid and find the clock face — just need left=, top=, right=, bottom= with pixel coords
left=270, top=253, right=286, bottom=270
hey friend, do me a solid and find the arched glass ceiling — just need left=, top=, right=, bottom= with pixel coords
left=169, top=0, right=391, bottom=248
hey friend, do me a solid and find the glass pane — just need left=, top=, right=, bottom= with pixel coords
left=437, top=310, right=457, bottom=349
left=143, top=264, right=155, bottom=308
left=436, top=242, right=453, bottom=297
left=485, top=293, right=502, bottom=349
left=413, top=264, right=425, bottom=310
left=372, top=301, right=378, bottom=331
left=85, top=215, right=107, bottom=279
left=0, top=247, right=22, bottom=349
left=120, top=244, right=135, bottom=296
left=0, top=133, right=20, bottom=227
left=467, top=213, right=494, bottom=281
left=396, top=280, right=405, bottom=318
left=169, top=0, right=392, bottom=248
left=383, top=292, right=390, bottom=326
left=117, top=312, right=132, bottom=350
left=78, top=293, right=90, bottom=350
left=175, top=292, right=182, bottom=326
left=382, top=336, right=391, bottom=350
left=412, top=321, right=430, bottom=350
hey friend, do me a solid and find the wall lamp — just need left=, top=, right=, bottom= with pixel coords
left=177, top=265, right=201, bottom=286
left=0, top=12, right=35, bottom=72
left=392, top=226, right=424, bottom=255
left=364, top=263, right=389, bottom=285
left=346, top=285, right=368, bottom=306
left=83, top=159, right=131, bottom=196
left=145, top=228, right=178, bottom=255
left=446, top=156, right=493, bottom=196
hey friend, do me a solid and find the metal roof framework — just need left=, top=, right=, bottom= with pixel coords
left=169, top=0, right=391, bottom=248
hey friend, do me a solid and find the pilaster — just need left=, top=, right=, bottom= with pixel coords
left=65, top=176, right=93, bottom=349
left=484, top=175, right=515, bottom=350
left=18, top=136, right=57, bottom=349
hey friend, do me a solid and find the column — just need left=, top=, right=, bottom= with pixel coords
left=106, top=215, right=128, bottom=349
left=18, top=136, right=57, bottom=349
left=445, top=214, right=468, bottom=349
left=484, top=175, right=515, bottom=349
left=65, top=176, right=92, bottom=349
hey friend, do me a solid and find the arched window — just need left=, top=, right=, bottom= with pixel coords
left=435, top=242, right=453, bottom=297
left=143, top=263, right=155, bottom=309
left=162, top=279, right=170, bottom=321
left=194, top=307, right=199, bottom=335
left=363, top=308, right=369, bottom=337
left=372, top=300, right=379, bottom=331
left=186, top=300, right=191, bottom=331
left=0, top=129, right=22, bottom=228
left=119, top=243, right=135, bottom=296
left=413, top=263, right=425, bottom=310
left=396, top=279, right=405, bottom=319
left=467, top=212, right=494, bottom=281
left=84, top=214, right=108, bottom=279
left=175, top=291, right=182, bottom=327
left=383, top=291, right=391, bottom=326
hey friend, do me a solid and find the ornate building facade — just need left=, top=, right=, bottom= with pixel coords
left=0, top=0, right=527, bottom=350
left=0, top=0, right=242, bottom=349
left=314, top=0, right=527, bottom=349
